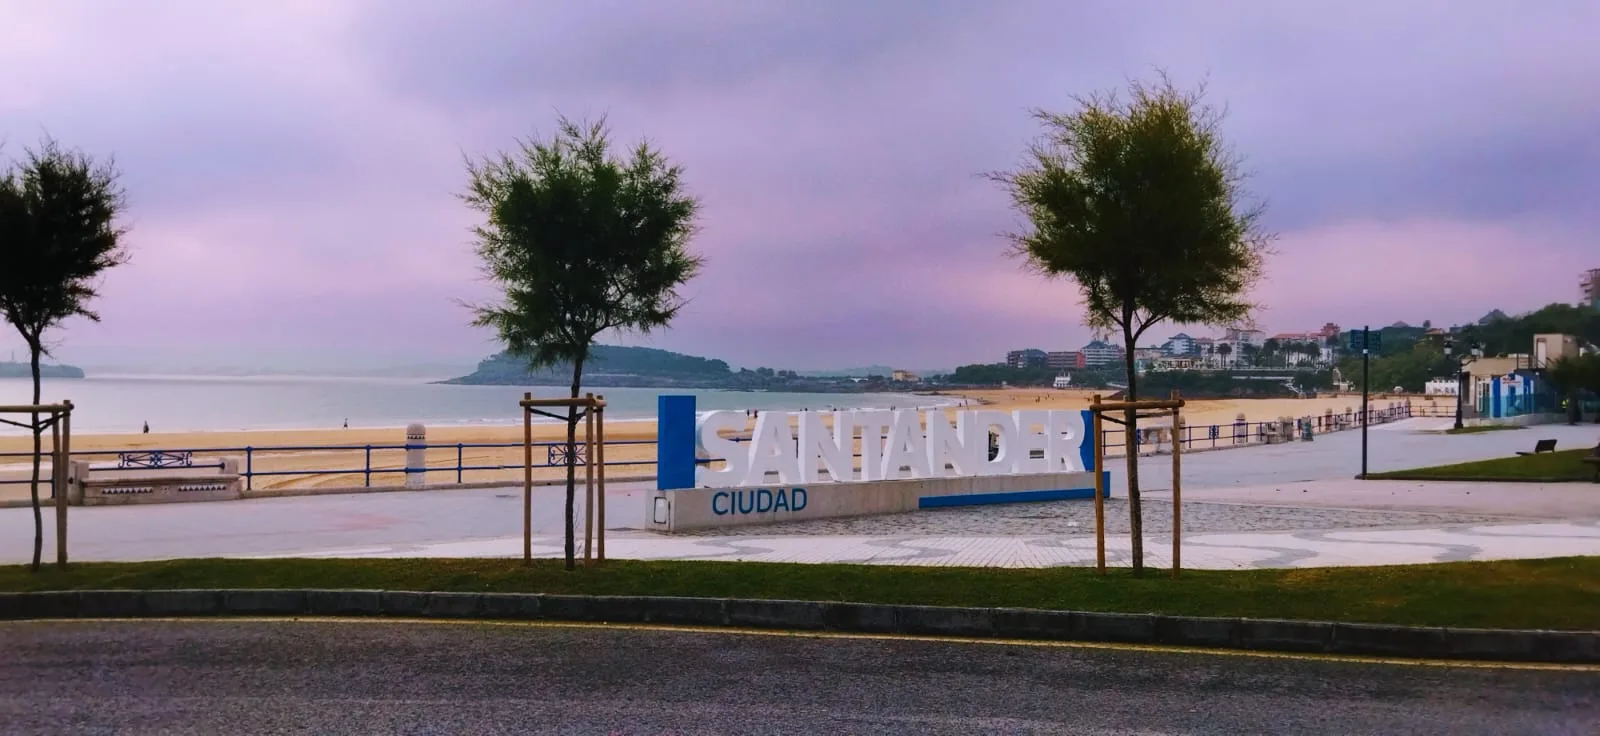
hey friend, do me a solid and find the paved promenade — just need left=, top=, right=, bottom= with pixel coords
left=3, top=419, right=1597, bottom=569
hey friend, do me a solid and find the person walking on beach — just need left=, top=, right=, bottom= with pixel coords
left=343, top=418, right=348, bottom=429
left=142, top=421, right=149, bottom=434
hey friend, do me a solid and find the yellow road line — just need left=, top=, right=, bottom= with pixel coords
left=10, top=616, right=1599, bottom=673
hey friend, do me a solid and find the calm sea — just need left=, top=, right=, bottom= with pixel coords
left=0, top=375, right=941, bottom=435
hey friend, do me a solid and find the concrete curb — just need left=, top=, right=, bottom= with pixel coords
left=1, top=589, right=1595, bottom=664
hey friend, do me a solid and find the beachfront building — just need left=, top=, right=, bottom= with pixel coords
left=1162, top=333, right=1196, bottom=356
left=1080, top=340, right=1123, bottom=367
left=1006, top=349, right=1048, bottom=369
left=1533, top=333, right=1579, bottom=369
left=891, top=370, right=921, bottom=383
left=1047, top=351, right=1085, bottom=370
left=1224, top=327, right=1266, bottom=346
left=1052, top=374, right=1072, bottom=389
left=1585, top=268, right=1600, bottom=310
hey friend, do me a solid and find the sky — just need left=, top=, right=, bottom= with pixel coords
left=0, top=0, right=1596, bottom=373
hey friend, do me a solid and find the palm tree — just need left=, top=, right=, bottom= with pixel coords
left=1217, top=342, right=1233, bottom=368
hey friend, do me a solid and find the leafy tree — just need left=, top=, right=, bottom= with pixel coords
left=994, top=75, right=1272, bottom=573
left=1543, top=355, right=1590, bottom=424
left=463, top=117, right=702, bottom=570
left=1216, top=342, right=1233, bottom=368
left=0, top=139, right=128, bottom=571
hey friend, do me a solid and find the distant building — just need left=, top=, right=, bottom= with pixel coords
left=1081, top=340, right=1123, bottom=367
left=1532, top=334, right=1579, bottom=369
left=1046, top=351, right=1085, bottom=370
left=890, top=369, right=920, bottom=383
left=1584, top=268, right=1600, bottom=310
left=1052, top=374, right=1072, bottom=389
left=1006, top=349, right=1048, bottom=369
left=1162, top=333, right=1195, bottom=355
left=1223, top=327, right=1266, bottom=346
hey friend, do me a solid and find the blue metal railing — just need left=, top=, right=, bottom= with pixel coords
left=0, top=439, right=658, bottom=490
left=0, top=405, right=1417, bottom=490
left=1099, top=405, right=1412, bottom=451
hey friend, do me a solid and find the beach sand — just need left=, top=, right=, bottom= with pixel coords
left=0, top=389, right=1425, bottom=495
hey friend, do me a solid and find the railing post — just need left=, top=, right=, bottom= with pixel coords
left=245, top=447, right=253, bottom=490
left=457, top=443, right=464, bottom=484
left=364, top=445, right=372, bottom=487
left=405, top=423, right=426, bottom=489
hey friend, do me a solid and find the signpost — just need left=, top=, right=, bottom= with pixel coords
left=1347, top=327, right=1377, bottom=478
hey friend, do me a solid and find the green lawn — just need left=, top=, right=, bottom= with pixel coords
left=1370, top=448, right=1599, bottom=482
left=4, top=556, right=1600, bottom=631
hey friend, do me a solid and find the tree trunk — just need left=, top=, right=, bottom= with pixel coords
left=563, top=351, right=587, bottom=571
left=28, top=341, right=43, bottom=573
left=1121, top=328, right=1143, bottom=575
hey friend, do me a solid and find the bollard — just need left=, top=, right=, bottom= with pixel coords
left=405, top=423, right=426, bottom=489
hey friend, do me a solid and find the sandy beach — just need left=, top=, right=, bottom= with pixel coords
left=0, top=389, right=1422, bottom=494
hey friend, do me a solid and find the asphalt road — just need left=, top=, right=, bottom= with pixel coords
left=2, top=620, right=1596, bottom=735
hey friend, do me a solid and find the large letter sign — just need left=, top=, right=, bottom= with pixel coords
left=678, top=400, right=1094, bottom=489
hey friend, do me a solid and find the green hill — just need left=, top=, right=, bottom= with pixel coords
left=442, top=345, right=884, bottom=393
left=443, top=345, right=732, bottom=387
left=0, top=362, right=85, bottom=379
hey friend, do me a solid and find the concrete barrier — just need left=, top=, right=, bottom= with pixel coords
left=3, top=590, right=1595, bottom=663
left=646, top=470, right=1104, bottom=532
left=71, top=458, right=243, bottom=506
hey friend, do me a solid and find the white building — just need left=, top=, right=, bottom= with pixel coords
left=1162, top=333, right=1195, bottom=355
left=1081, top=340, right=1123, bottom=367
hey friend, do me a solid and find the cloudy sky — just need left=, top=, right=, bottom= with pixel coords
left=1, top=0, right=1595, bottom=373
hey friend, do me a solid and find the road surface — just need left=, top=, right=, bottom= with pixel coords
left=2, top=619, right=1596, bottom=735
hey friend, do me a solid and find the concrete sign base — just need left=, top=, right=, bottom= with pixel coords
left=647, top=470, right=1106, bottom=532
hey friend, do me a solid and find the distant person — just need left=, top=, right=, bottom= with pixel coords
left=343, top=418, right=349, bottom=429
left=142, top=421, right=149, bottom=434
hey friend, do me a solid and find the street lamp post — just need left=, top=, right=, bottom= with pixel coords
left=1447, top=339, right=1480, bottom=430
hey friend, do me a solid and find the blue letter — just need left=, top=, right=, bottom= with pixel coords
left=657, top=395, right=697, bottom=490
left=735, top=490, right=755, bottom=514
left=1077, top=409, right=1095, bottom=475
left=774, top=488, right=790, bottom=511
left=756, top=488, right=774, bottom=512
left=711, top=491, right=729, bottom=516
left=792, top=488, right=807, bottom=511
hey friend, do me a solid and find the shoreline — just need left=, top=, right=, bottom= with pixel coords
left=0, top=391, right=1422, bottom=453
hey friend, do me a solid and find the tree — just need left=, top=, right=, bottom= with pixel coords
left=0, top=138, right=128, bottom=571
left=463, top=117, right=702, bottom=570
left=1543, top=355, right=1589, bottom=424
left=994, top=75, right=1271, bottom=573
left=1216, top=342, right=1233, bottom=368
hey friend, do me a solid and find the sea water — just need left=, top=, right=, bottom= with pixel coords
left=0, top=375, right=944, bottom=435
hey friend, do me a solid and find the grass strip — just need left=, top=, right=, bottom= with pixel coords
left=1369, top=448, right=1597, bottom=482
left=4, top=556, right=1600, bottom=631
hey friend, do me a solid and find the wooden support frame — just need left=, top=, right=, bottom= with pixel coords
left=519, top=394, right=608, bottom=567
left=0, top=401, right=75, bottom=567
left=1088, top=391, right=1185, bottom=578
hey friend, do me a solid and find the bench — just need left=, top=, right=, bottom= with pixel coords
left=1516, top=439, right=1557, bottom=456
left=1584, top=444, right=1600, bottom=483
left=69, top=457, right=243, bottom=506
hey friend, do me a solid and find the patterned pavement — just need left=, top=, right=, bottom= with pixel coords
left=6, top=418, right=1599, bottom=570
